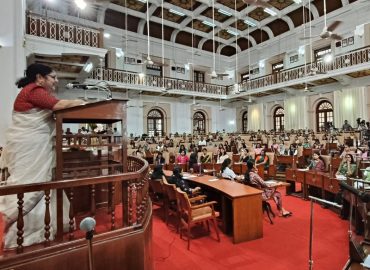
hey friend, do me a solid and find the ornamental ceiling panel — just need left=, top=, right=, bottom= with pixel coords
left=347, top=70, right=370, bottom=78
left=165, top=0, right=201, bottom=10
left=248, top=7, right=270, bottom=22
left=111, top=0, right=147, bottom=12
left=192, top=19, right=213, bottom=33
left=310, top=77, right=337, bottom=85
left=153, top=7, right=186, bottom=24
left=269, top=0, right=295, bottom=10
left=217, top=0, right=247, bottom=11
left=218, top=29, right=233, bottom=40
left=201, top=7, right=232, bottom=23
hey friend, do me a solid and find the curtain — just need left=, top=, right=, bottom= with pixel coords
left=284, top=96, right=308, bottom=130
left=334, top=87, right=367, bottom=128
left=247, top=103, right=265, bottom=131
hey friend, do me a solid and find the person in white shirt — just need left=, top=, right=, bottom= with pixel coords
left=221, top=158, right=243, bottom=181
left=217, top=148, right=229, bottom=164
left=198, top=136, right=207, bottom=147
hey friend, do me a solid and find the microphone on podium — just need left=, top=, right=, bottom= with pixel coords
left=80, top=217, right=96, bottom=270
left=66, top=83, right=97, bottom=90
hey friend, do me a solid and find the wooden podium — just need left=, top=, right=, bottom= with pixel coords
left=54, top=99, right=128, bottom=236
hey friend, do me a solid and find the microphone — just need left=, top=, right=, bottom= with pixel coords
left=79, top=217, right=96, bottom=240
left=66, top=83, right=97, bottom=90
left=79, top=217, right=96, bottom=270
left=339, top=181, right=370, bottom=203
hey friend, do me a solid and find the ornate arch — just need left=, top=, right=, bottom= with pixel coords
left=316, top=100, right=333, bottom=132
left=273, top=106, right=285, bottom=131
left=193, top=110, right=207, bottom=135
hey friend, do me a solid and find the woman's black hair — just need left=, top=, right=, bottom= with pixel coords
left=244, top=160, right=255, bottom=184
left=220, top=158, right=232, bottom=173
left=151, top=165, right=164, bottom=180
left=346, top=153, right=355, bottom=164
left=173, top=166, right=183, bottom=178
left=16, top=63, right=53, bottom=88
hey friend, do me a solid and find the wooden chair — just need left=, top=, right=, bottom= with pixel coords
left=149, top=178, right=165, bottom=219
left=162, top=179, right=180, bottom=230
left=175, top=188, right=220, bottom=249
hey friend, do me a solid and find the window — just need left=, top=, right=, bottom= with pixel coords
left=147, top=109, right=163, bottom=137
left=272, top=61, right=284, bottom=73
left=314, top=46, right=331, bottom=62
left=194, top=70, right=205, bottom=83
left=193, top=111, right=206, bottom=134
left=316, top=101, right=333, bottom=132
left=242, top=111, right=248, bottom=132
left=273, top=107, right=284, bottom=131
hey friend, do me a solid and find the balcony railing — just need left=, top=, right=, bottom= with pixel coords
left=0, top=156, right=149, bottom=254
left=90, top=68, right=229, bottom=96
left=26, top=12, right=102, bottom=48
left=89, top=46, right=370, bottom=97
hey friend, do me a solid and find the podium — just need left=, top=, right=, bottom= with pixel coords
left=54, top=99, right=128, bottom=237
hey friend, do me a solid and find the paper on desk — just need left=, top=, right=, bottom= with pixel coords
left=265, top=180, right=278, bottom=185
left=183, top=174, right=196, bottom=178
left=361, top=255, right=370, bottom=268
left=297, top=168, right=309, bottom=171
left=208, top=178, right=219, bottom=182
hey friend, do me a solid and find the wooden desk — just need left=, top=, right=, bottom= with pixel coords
left=164, top=171, right=263, bottom=244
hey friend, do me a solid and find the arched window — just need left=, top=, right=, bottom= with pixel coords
left=193, top=111, right=206, bottom=134
left=316, top=101, right=333, bottom=132
left=242, top=111, right=248, bottom=132
left=147, top=109, right=163, bottom=137
left=273, top=107, right=284, bottom=131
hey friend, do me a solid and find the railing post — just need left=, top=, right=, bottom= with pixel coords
left=16, top=193, right=24, bottom=254
left=44, top=189, right=51, bottom=246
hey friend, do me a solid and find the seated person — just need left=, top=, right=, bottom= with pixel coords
left=224, top=141, right=231, bottom=152
left=244, top=161, right=292, bottom=217
left=167, top=166, right=200, bottom=195
left=150, top=164, right=165, bottom=181
left=154, top=152, right=165, bottom=165
left=221, top=158, right=243, bottom=182
left=307, top=153, right=325, bottom=171
left=216, top=148, right=229, bottom=164
left=339, top=144, right=355, bottom=161
left=255, top=150, right=269, bottom=172
left=178, top=144, right=187, bottom=154
left=254, top=143, right=263, bottom=155
left=239, top=148, right=253, bottom=163
left=336, top=154, right=357, bottom=177
left=176, top=150, right=189, bottom=164
left=363, top=166, right=370, bottom=181
left=200, top=148, right=211, bottom=163
left=302, top=139, right=311, bottom=149
left=286, top=144, right=298, bottom=156
left=270, top=139, right=279, bottom=153
left=156, top=141, right=164, bottom=152
left=135, top=146, right=146, bottom=159
left=188, top=149, right=200, bottom=173
left=198, top=136, right=207, bottom=146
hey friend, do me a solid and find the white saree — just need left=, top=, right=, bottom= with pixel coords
left=0, top=109, right=69, bottom=249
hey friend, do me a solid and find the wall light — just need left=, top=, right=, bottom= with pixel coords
left=104, top=32, right=111, bottom=38
left=323, top=54, right=333, bottom=63
left=74, top=0, right=87, bottom=10
left=139, top=73, right=145, bottom=78
left=298, top=45, right=305, bottom=55
left=84, top=62, right=93, bottom=73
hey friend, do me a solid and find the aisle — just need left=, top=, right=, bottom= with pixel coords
left=153, top=194, right=349, bottom=270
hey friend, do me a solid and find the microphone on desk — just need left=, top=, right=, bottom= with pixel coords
left=80, top=217, right=96, bottom=270
left=339, top=181, right=370, bottom=203
left=66, top=83, right=97, bottom=90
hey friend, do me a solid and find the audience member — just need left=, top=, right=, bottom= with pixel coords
left=307, top=153, right=325, bottom=171
left=244, top=161, right=291, bottom=217
left=336, top=154, right=357, bottom=177
left=167, top=166, right=200, bottom=195
left=221, top=158, right=243, bottom=181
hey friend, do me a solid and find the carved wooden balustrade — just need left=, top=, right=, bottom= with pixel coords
left=0, top=156, right=149, bottom=254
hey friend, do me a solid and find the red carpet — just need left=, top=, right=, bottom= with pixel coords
left=152, top=194, right=349, bottom=270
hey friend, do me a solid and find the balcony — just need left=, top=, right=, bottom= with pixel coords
left=86, top=46, right=370, bottom=100
left=26, top=12, right=103, bottom=49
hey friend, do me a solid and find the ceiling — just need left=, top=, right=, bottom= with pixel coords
left=84, top=0, right=361, bottom=56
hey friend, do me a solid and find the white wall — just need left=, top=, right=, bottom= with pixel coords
left=0, top=0, right=26, bottom=146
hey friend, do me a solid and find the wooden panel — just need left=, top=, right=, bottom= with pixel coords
left=0, top=210, right=153, bottom=270
left=305, top=171, right=323, bottom=188
left=233, top=195, right=263, bottom=243
left=323, top=175, right=340, bottom=194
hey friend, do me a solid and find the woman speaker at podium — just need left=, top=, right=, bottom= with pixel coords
left=0, top=63, right=84, bottom=249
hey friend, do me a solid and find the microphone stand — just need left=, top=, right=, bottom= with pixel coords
left=308, top=196, right=342, bottom=270
left=86, top=230, right=95, bottom=270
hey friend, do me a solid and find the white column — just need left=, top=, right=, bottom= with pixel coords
left=0, top=0, right=26, bottom=145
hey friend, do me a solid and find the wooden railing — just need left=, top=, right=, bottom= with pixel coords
left=26, top=12, right=102, bottom=48
left=0, top=156, right=149, bottom=254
